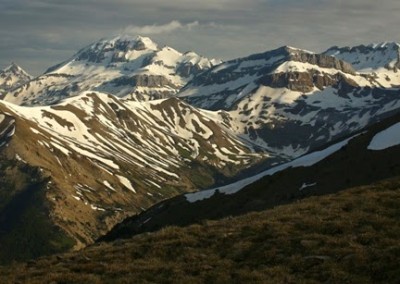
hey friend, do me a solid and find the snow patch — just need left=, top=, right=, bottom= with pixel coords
left=299, top=182, right=317, bottom=191
left=103, top=180, right=115, bottom=191
left=368, top=122, right=400, bottom=150
left=116, top=175, right=136, bottom=193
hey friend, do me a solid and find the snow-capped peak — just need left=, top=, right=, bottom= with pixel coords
left=3, top=62, right=31, bottom=77
left=324, top=42, right=400, bottom=71
left=0, top=62, right=32, bottom=91
left=105, top=35, right=159, bottom=51
left=4, top=62, right=21, bottom=72
left=5, top=34, right=220, bottom=105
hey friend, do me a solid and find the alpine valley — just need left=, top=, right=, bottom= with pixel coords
left=0, top=35, right=400, bottom=275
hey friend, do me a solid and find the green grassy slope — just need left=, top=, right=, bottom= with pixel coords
left=1, top=177, right=399, bottom=283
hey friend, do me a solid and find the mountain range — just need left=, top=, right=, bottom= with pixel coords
left=0, top=35, right=399, bottom=264
left=2, top=36, right=220, bottom=106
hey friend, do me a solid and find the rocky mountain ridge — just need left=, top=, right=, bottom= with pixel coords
left=179, top=43, right=400, bottom=156
left=2, top=36, right=220, bottom=106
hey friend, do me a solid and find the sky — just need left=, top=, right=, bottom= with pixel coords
left=0, top=0, right=399, bottom=75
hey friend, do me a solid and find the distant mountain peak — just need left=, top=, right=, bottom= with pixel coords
left=4, top=62, right=19, bottom=71
left=324, top=42, right=400, bottom=71
left=0, top=62, right=32, bottom=91
left=3, top=62, right=30, bottom=75
left=9, top=34, right=220, bottom=105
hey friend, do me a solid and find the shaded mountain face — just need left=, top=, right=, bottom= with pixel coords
left=100, top=112, right=400, bottom=242
left=0, top=63, right=32, bottom=95
left=0, top=91, right=267, bottom=262
left=179, top=45, right=400, bottom=156
left=2, top=36, right=220, bottom=106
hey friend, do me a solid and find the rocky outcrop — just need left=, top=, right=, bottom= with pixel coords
left=286, top=47, right=356, bottom=75
left=259, top=70, right=358, bottom=92
left=132, top=75, right=176, bottom=88
left=109, top=74, right=176, bottom=89
left=176, top=62, right=205, bottom=78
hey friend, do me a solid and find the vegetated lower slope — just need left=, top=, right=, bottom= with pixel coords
left=1, top=177, right=399, bottom=283
left=0, top=91, right=267, bottom=263
left=101, top=111, right=400, bottom=241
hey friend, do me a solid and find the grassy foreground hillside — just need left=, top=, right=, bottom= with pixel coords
left=0, top=177, right=399, bottom=283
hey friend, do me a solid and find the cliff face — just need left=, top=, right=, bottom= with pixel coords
left=286, top=48, right=356, bottom=74
left=258, top=47, right=357, bottom=93
left=259, top=71, right=358, bottom=93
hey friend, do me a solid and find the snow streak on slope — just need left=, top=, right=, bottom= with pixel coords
left=3, top=91, right=262, bottom=178
left=186, top=136, right=356, bottom=203
left=368, top=122, right=400, bottom=150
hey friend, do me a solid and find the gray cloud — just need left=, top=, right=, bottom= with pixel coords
left=122, top=21, right=200, bottom=35
left=0, top=0, right=399, bottom=75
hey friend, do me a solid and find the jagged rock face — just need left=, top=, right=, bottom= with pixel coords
left=287, top=48, right=355, bottom=74
left=111, top=74, right=177, bottom=88
left=2, top=36, right=220, bottom=106
left=176, top=61, right=205, bottom=77
left=259, top=70, right=358, bottom=93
